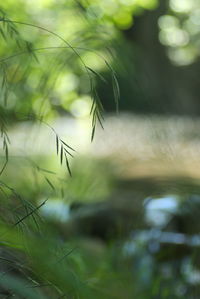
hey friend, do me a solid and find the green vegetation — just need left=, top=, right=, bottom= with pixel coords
left=1, top=1, right=200, bottom=298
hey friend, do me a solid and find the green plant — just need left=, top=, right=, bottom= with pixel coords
left=0, top=4, right=121, bottom=298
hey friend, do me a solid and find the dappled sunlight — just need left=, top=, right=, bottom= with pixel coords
left=4, top=113, right=200, bottom=181
left=159, top=0, right=200, bottom=65
left=91, top=114, right=200, bottom=179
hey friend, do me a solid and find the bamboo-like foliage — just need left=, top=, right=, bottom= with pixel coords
left=0, top=115, right=10, bottom=175
left=0, top=8, right=119, bottom=175
left=0, top=7, right=121, bottom=298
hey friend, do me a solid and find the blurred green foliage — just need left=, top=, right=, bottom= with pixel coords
left=0, top=1, right=155, bottom=118
left=1, top=0, right=200, bottom=118
left=159, top=0, right=200, bottom=66
left=0, top=0, right=158, bottom=122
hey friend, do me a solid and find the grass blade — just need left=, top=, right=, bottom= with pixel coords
left=60, top=140, right=76, bottom=152
left=91, top=125, right=95, bottom=142
left=65, top=154, right=72, bottom=177
left=56, top=135, right=59, bottom=155
left=45, top=177, right=55, bottom=191
left=60, top=144, right=63, bottom=165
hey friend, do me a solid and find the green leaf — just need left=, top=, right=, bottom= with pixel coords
left=91, top=125, right=95, bottom=142
left=90, top=99, right=96, bottom=115
left=96, top=111, right=104, bottom=129
left=65, top=154, right=72, bottom=177
left=60, top=139, right=76, bottom=152
left=112, top=72, right=120, bottom=113
left=45, top=177, right=55, bottom=191
left=56, top=134, right=59, bottom=155
left=86, top=66, right=107, bottom=83
left=60, top=144, right=63, bottom=165
left=64, top=148, right=74, bottom=158
left=39, top=167, right=56, bottom=175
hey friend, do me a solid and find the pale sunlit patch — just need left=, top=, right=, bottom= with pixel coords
left=170, top=0, right=194, bottom=14
left=70, top=96, right=91, bottom=118
left=168, top=47, right=197, bottom=66
left=159, top=28, right=189, bottom=47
